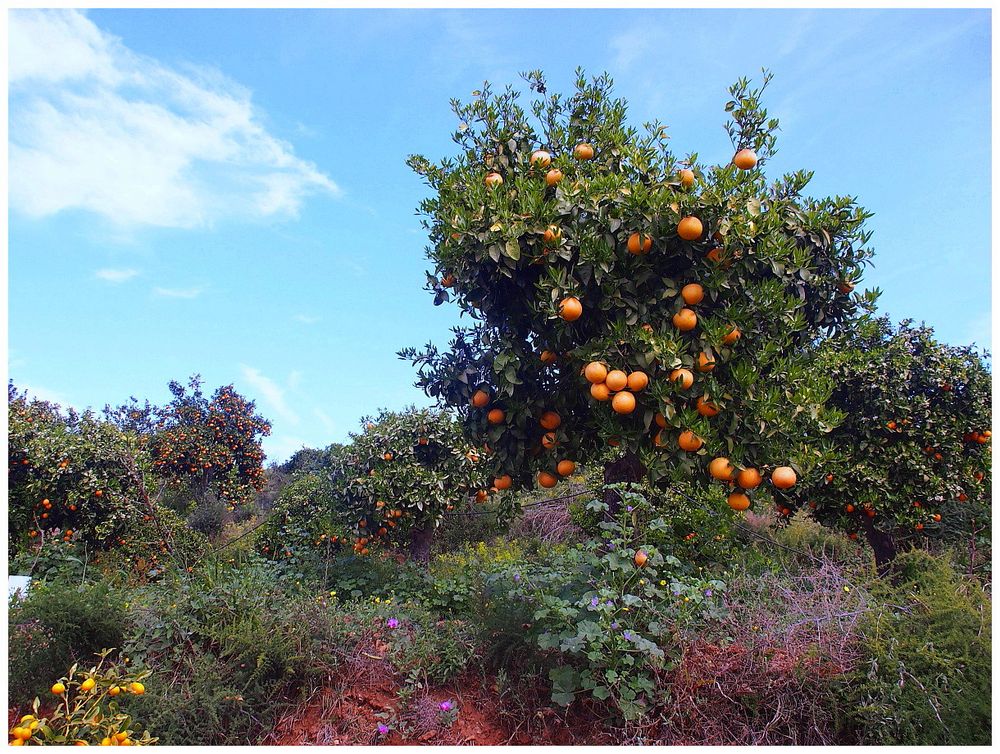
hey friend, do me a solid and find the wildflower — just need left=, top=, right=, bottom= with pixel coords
left=704, top=589, right=713, bottom=597
left=439, top=700, right=453, bottom=712
left=377, top=724, right=389, bottom=735
left=386, top=618, right=399, bottom=629
left=626, top=505, right=633, bottom=512
left=639, top=579, right=645, bottom=585
left=590, top=597, right=599, bottom=608
left=659, top=580, right=666, bottom=586
left=611, top=621, right=620, bottom=629
left=843, top=586, right=851, bottom=593
left=623, top=630, right=633, bottom=641
left=513, top=573, right=521, bottom=582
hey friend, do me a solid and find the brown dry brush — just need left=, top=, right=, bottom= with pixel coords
left=511, top=498, right=583, bottom=544
left=657, top=556, right=867, bottom=745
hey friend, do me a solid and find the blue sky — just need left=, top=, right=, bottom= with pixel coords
left=7, top=8, right=991, bottom=462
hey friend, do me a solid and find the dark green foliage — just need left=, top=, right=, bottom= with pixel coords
left=8, top=580, right=126, bottom=705
left=840, top=551, right=991, bottom=745
left=187, top=496, right=227, bottom=538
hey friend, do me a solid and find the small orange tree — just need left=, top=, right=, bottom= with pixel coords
left=799, top=317, right=991, bottom=567
left=145, top=376, right=271, bottom=508
left=401, top=70, right=874, bottom=513
left=7, top=384, right=206, bottom=570
left=326, top=407, right=489, bottom=562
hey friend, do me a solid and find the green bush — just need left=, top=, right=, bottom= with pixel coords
left=840, top=550, right=991, bottom=745
left=187, top=497, right=227, bottom=538
left=8, top=580, right=126, bottom=706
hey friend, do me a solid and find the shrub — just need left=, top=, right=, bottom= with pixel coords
left=10, top=650, right=156, bottom=746
left=839, top=550, right=991, bottom=745
left=8, top=580, right=126, bottom=706
left=187, top=496, right=227, bottom=538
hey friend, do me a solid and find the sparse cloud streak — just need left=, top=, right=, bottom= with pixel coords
left=95, top=268, right=139, bottom=283
left=153, top=286, right=204, bottom=299
left=239, top=364, right=300, bottom=426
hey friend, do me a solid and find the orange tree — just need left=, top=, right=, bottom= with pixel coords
left=400, top=70, right=874, bottom=518
left=145, top=376, right=271, bottom=509
left=325, top=407, right=489, bottom=562
left=7, top=383, right=201, bottom=566
left=798, top=317, right=991, bottom=567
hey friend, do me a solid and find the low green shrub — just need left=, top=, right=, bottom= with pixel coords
left=8, top=580, right=126, bottom=706
left=187, top=497, right=227, bottom=538
left=839, top=550, right=991, bottom=745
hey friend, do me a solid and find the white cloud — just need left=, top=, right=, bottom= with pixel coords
left=314, top=408, right=336, bottom=434
left=293, top=313, right=320, bottom=324
left=153, top=286, right=203, bottom=299
left=239, top=365, right=300, bottom=426
left=95, top=268, right=139, bottom=283
left=9, top=9, right=339, bottom=230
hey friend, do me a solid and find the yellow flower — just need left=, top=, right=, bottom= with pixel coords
left=843, top=586, right=851, bottom=592
left=659, top=580, right=666, bottom=586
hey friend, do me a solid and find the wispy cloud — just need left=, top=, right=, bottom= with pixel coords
left=314, top=407, right=336, bottom=434
left=20, top=383, right=74, bottom=409
left=9, top=9, right=339, bottom=230
left=153, top=286, right=204, bottom=299
left=95, top=267, right=139, bottom=283
left=293, top=313, right=321, bottom=324
left=262, top=434, right=310, bottom=464
left=239, top=365, right=300, bottom=425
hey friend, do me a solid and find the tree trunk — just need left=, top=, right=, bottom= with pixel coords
left=409, top=520, right=435, bottom=564
left=603, top=451, right=647, bottom=515
left=860, top=516, right=897, bottom=576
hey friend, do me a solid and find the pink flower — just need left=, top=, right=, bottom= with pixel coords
left=439, top=700, right=453, bottom=712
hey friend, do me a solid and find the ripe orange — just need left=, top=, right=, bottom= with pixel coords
left=545, top=168, right=564, bottom=186
left=723, top=326, right=741, bottom=345
left=678, top=430, right=703, bottom=452
left=584, top=361, right=608, bottom=384
left=538, top=471, right=558, bottom=489
left=383, top=452, right=393, bottom=461
left=559, top=296, right=583, bottom=322
left=838, top=281, right=855, bottom=294
left=540, top=411, right=562, bottom=430
left=611, top=391, right=636, bottom=414
left=696, top=352, right=716, bottom=372
left=475, top=490, right=488, bottom=503
left=605, top=370, right=628, bottom=392
left=633, top=550, right=648, bottom=567
left=541, top=431, right=558, bottom=449
left=627, top=232, right=653, bottom=255
left=696, top=396, right=720, bottom=417
left=487, top=408, right=506, bottom=425
left=673, top=308, right=698, bottom=332
left=771, top=466, right=797, bottom=489
left=484, top=172, right=503, bottom=188
left=51, top=683, right=66, bottom=695
left=677, top=216, right=703, bottom=241
left=706, top=247, right=724, bottom=264
left=494, top=475, right=512, bottom=490
left=709, top=457, right=737, bottom=481
left=654, top=412, right=668, bottom=429
left=669, top=368, right=694, bottom=389
left=736, top=468, right=762, bottom=489
left=557, top=459, right=576, bottom=477
left=733, top=148, right=758, bottom=170
left=678, top=168, right=695, bottom=187
left=530, top=149, right=552, bottom=168
left=543, top=225, right=562, bottom=245
left=591, top=383, right=611, bottom=401
left=915, top=523, right=924, bottom=531
left=574, top=143, right=595, bottom=160
left=440, top=273, right=456, bottom=287
left=681, top=283, right=704, bottom=305
left=626, top=371, right=649, bottom=391
left=932, top=513, right=942, bottom=522
left=540, top=350, right=558, bottom=364
left=727, top=492, right=751, bottom=511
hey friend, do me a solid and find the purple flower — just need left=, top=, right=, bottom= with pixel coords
left=673, top=589, right=682, bottom=597
left=626, top=505, right=633, bottom=512
left=623, top=630, right=633, bottom=641
left=611, top=621, right=620, bottom=629
left=386, top=618, right=399, bottom=629
left=439, top=700, right=453, bottom=712
left=704, top=589, right=714, bottom=597
left=377, top=724, right=389, bottom=735
left=590, top=597, right=599, bottom=608
left=513, top=573, right=521, bottom=582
